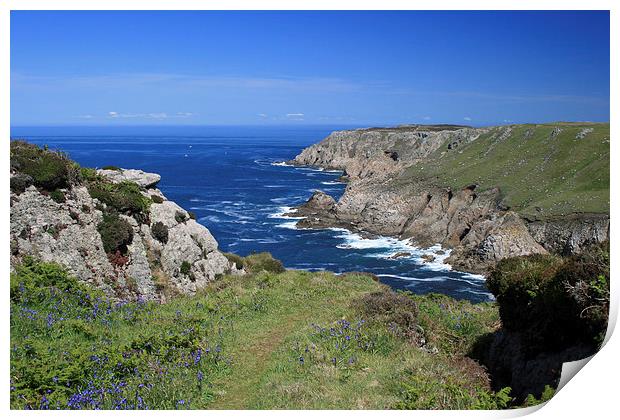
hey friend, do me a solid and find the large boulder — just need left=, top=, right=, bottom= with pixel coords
left=98, top=168, right=161, bottom=189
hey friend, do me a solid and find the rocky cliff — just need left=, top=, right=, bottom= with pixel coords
left=10, top=145, right=238, bottom=301
left=288, top=123, right=610, bottom=273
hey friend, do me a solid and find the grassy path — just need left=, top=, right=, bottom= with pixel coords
left=209, top=311, right=305, bottom=409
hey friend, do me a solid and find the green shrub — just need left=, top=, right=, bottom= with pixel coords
left=487, top=254, right=563, bottom=332
left=151, top=222, right=169, bottom=244
left=223, top=252, right=245, bottom=270
left=151, top=194, right=164, bottom=204
left=79, top=167, right=100, bottom=182
left=10, top=141, right=79, bottom=190
left=49, top=190, right=66, bottom=204
left=180, top=261, right=192, bottom=276
left=88, top=180, right=151, bottom=214
left=353, top=290, right=418, bottom=339
left=175, top=211, right=187, bottom=224
left=488, top=243, right=610, bottom=352
left=10, top=174, right=34, bottom=194
left=97, top=213, right=134, bottom=254
left=102, top=165, right=121, bottom=171
left=10, top=256, right=90, bottom=304
left=188, top=211, right=197, bottom=220
left=243, top=252, right=285, bottom=274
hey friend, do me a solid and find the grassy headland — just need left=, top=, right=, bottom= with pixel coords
left=402, top=122, right=609, bottom=218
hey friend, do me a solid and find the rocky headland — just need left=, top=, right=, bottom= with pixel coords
left=286, top=123, right=610, bottom=273
left=10, top=142, right=240, bottom=302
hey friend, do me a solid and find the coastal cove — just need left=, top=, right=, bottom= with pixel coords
left=11, top=125, right=491, bottom=302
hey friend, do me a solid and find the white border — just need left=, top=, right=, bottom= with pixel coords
left=1, top=1, right=616, bottom=419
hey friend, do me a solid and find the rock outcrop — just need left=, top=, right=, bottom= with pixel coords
left=285, top=124, right=609, bottom=273
left=10, top=168, right=238, bottom=301
left=291, top=125, right=483, bottom=180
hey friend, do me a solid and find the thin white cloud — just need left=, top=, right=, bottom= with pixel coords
left=103, top=111, right=195, bottom=120
left=422, top=116, right=432, bottom=121
left=463, top=116, right=472, bottom=121
left=285, top=113, right=305, bottom=121
left=257, top=113, right=268, bottom=118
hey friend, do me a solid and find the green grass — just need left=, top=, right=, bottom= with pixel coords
left=11, top=259, right=515, bottom=410
left=401, top=122, right=609, bottom=217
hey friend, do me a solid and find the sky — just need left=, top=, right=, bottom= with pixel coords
left=10, top=10, right=610, bottom=127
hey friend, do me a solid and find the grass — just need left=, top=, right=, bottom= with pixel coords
left=11, top=259, right=517, bottom=410
left=401, top=122, right=609, bottom=217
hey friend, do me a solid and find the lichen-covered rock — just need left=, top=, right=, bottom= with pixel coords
left=10, top=185, right=117, bottom=296
left=98, top=168, right=161, bottom=189
left=10, top=169, right=235, bottom=301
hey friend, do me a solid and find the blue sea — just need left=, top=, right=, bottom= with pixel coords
left=11, top=125, right=492, bottom=302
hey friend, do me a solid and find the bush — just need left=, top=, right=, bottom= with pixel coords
left=354, top=290, right=418, bottom=338
left=88, top=180, right=151, bottom=215
left=151, top=222, right=169, bottom=244
left=10, top=256, right=90, bottom=304
left=97, top=213, right=134, bottom=254
left=188, top=211, right=197, bottom=220
left=10, top=141, right=79, bottom=190
left=80, top=167, right=100, bottom=182
left=243, top=252, right=285, bottom=274
left=487, top=254, right=563, bottom=332
left=488, top=243, right=610, bottom=352
left=49, top=190, right=66, bottom=204
left=150, top=195, right=164, bottom=204
left=175, top=211, right=187, bottom=224
left=223, top=252, right=244, bottom=270
left=102, top=165, right=121, bottom=171
left=180, top=261, right=192, bottom=276
left=10, top=174, right=34, bottom=194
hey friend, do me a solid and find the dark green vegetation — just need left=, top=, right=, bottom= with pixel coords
left=403, top=123, right=609, bottom=217
left=488, top=241, right=610, bottom=353
left=11, top=141, right=151, bottom=257
left=223, top=252, right=286, bottom=274
left=12, top=256, right=535, bottom=410
left=10, top=141, right=80, bottom=191
left=151, top=222, right=169, bottom=244
left=97, top=214, right=134, bottom=254
left=87, top=180, right=151, bottom=215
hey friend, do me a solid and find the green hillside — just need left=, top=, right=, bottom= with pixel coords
left=403, top=122, right=609, bottom=218
left=11, top=257, right=515, bottom=410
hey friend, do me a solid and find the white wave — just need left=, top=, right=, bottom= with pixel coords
left=293, top=166, right=343, bottom=174
left=377, top=274, right=450, bottom=283
left=321, top=181, right=344, bottom=185
left=276, top=221, right=301, bottom=230
left=270, top=161, right=294, bottom=167
left=268, top=206, right=304, bottom=220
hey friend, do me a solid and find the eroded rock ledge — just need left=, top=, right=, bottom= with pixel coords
left=10, top=168, right=240, bottom=302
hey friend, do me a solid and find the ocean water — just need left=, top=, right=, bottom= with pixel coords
left=12, top=126, right=492, bottom=302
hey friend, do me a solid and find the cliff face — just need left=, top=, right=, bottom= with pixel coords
left=10, top=168, right=237, bottom=301
left=288, top=123, right=610, bottom=273
left=292, top=125, right=484, bottom=179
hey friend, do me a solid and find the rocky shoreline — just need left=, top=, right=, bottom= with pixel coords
left=284, top=124, right=609, bottom=274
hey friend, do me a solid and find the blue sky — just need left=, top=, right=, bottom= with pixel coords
left=11, top=10, right=610, bottom=126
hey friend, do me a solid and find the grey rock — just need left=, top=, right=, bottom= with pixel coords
left=98, top=168, right=161, bottom=188
left=10, top=170, right=235, bottom=301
